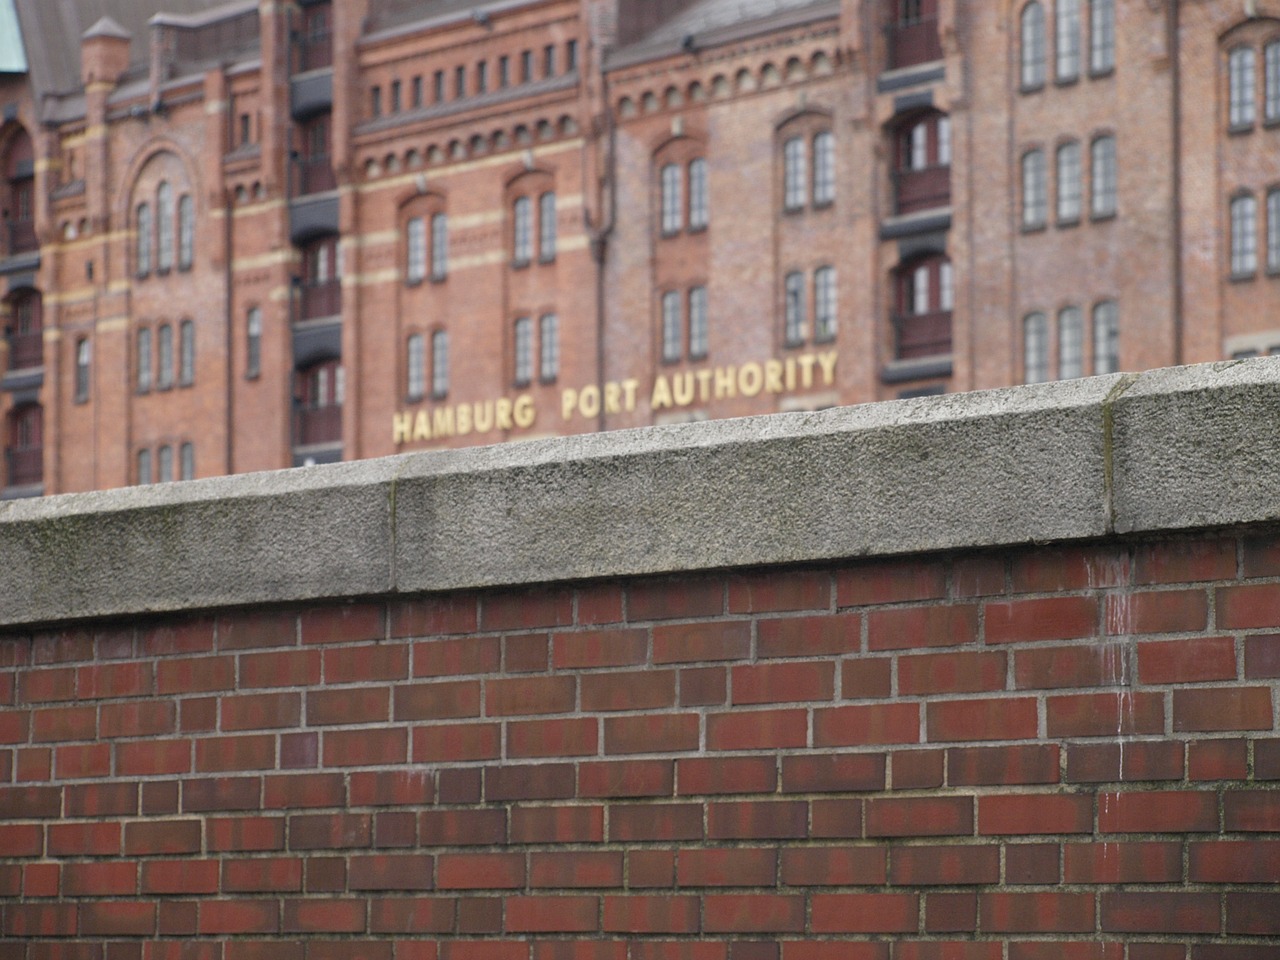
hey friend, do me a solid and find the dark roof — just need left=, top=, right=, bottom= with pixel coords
left=608, top=0, right=836, bottom=66
left=367, top=0, right=493, bottom=34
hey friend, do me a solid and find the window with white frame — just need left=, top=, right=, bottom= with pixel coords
left=246, top=307, right=262, bottom=379
left=1092, top=300, right=1118, bottom=373
left=136, top=203, right=152, bottom=277
left=179, top=320, right=194, bottom=387
left=1024, top=312, right=1049, bottom=383
left=813, top=131, right=835, bottom=205
left=814, top=266, right=836, bottom=342
left=1230, top=47, right=1257, bottom=127
left=157, top=324, right=174, bottom=389
left=1056, top=0, right=1081, bottom=81
left=407, top=333, right=425, bottom=401
left=138, top=328, right=153, bottom=393
left=178, top=195, right=194, bottom=270
left=514, top=316, right=533, bottom=386
left=539, top=313, right=559, bottom=381
left=1089, top=0, right=1114, bottom=73
left=1022, top=149, right=1047, bottom=227
left=661, top=163, right=682, bottom=234
left=1058, top=306, right=1084, bottom=379
left=431, top=330, right=448, bottom=398
left=138, top=448, right=152, bottom=485
left=1091, top=136, right=1116, bottom=217
left=1231, top=192, right=1259, bottom=275
left=784, top=271, right=805, bottom=344
left=539, top=192, right=557, bottom=260
left=431, top=213, right=448, bottom=280
left=157, top=182, right=174, bottom=272
left=75, top=338, right=91, bottom=402
left=180, top=442, right=194, bottom=481
left=1268, top=189, right=1280, bottom=271
left=406, top=216, right=426, bottom=283
left=662, top=291, right=682, bottom=362
left=689, top=159, right=709, bottom=229
left=939, top=260, right=954, bottom=311
left=1267, top=42, right=1280, bottom=122
left=1057, top=141, right=1082, bottom=222
left=1021, top=2, right=1047, bottom=89
left=158, top=444, right=174, bottom=483
left=783, top=137, right=807, bottom=211
left=513, top=196, right=532, bottom=264
left=688, top=287, right=708, bottom=359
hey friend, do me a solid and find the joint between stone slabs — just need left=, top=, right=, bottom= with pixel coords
left=1101, top=373, right=1141, bottom=536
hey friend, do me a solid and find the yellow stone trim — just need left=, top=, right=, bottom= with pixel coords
left=233, top=250, right=294, bottom=272
left=96, top=317, right=130, bottom=333
left=356, top=139, right=585, bottom=194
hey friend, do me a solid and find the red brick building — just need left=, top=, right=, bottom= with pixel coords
left=1, top=0, right=1278, bottom=495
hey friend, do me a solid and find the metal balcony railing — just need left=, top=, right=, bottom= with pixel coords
left=297, top=278, right=341, bottom=321
left=893, top=310, right=952, bottom=360
left=894, top=165, right=951, bottom=216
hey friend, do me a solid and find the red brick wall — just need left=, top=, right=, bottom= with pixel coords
left=3, top=533, right=1280, bottom=957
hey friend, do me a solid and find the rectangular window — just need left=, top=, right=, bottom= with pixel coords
left=1058, top=306, right=1083, bottom=379
left=477, top=61, right=489, bottom=94
left=1230, top=47, right=1257, bottom=127
left=909, top=124, right=928, bottom=170
left=407, top=216, right=426, bottom=283
left=433, top=70, right=445, bottom=102
left=180, top=442, right=194, bottom=481
left=137, top=203, right=152, bottom=277
left=431, top=330, right=448, bottom=398
left=371, top=86, right=382, bottom=117
left=540, top=314, right=559, bottom=381
left=1092, top=300, right=1118, bottom=373
left=1089, top=0, right=1114, bottom=73
left=138, top=449, right=152, bottom=485
left=158, top=444, right=173, bottom=483
left=1267, top=43, right=1280, bottom=122
left=75, top=338, right=91, bottom=402
left=662, top=291, right=682, bottom=362
left=499, top=56, right=510, bottom=88
left=1024, top=312, right=1049, bottom=383
left=539, top=192, right=557, bottom=261
left=813, top=131, right=835, bottom=205
left=1269, top=190, right=1280, bottom=271
left=1022, top=2, right=1046, bottom=88
left=521, top=50, right=533, bottom=83
left=513, top=196, right=532, bottom=264
left=179, top=320, right=194, bottom=386
left=1057, top=141, right=1082, bottom=222
left=689, top=159, right=709, bottom=230
left=544, top=44, right=556, bottom=78
left=1232, top=193, right=1259, bottom=275
left=814, top=266, right=837, bottom=342
left=407, top=333, right=425, bottom=401
left=938, top=116, right=952, bottom=165
left=1022, top=149, right=1047, bottom=227
left=390, top=80, right=402, bottom=112
left=514, top=316, right=533, bottom=386
left=431, top=213, right=448, bottom=280
left=784, top=271, right=805, bottom=345
left=455, top=65, right=466, bottom=98
left=661, top=163, right=682, bottom=234
left=138, top=328, right=153, bottom=392
left=412, top=75, right=423, bottom=108
left=688, top=287, right=708, bottom=359
left=567, top=40, right=578, bottom=71
left=1091, top=136, right=1116, bottom=217
left=157, top=183, right=174, bottom=272
left=157, top=324, right=174, bottom=389
left=911, top=265, right=930, bottom=315
left=246, top=307, right=262, bottom=379
left=783, top=137, right=807, bottom=211
left=178, top=195, right=194, bottom=270
left=940, top=261, right=954, bottom=311
left=1056, top=0, right=1081, bottom=81
left=238, top=112, right=251, bottom=146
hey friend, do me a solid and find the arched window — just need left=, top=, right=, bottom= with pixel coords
left=894, top=254, right=953, bottom=360
left=406, top=216, right=426, bottom=283
left=180, top=442, right=195, bottom=481
left=783, top=137, right=807, bottom=211
left=1091, top=136, right=1117, bottom=217
left=512, top=195, right=532, bottom=264
left=661, top=163, right=682, bottom=234
left=1021, top=149, right=1047, bottom=227
left=156, top=182, right=175, bottom=271
left=1057, top=141, right=1082, bottom=222
left=299, top=234, right=341, bottom=320
left=295, top=357, right=343, bottom=446
left=539, top=191, right=557, bottom=260
left=1058, top=306, right=1084, bottom=379
left=431, top=213, right=449, bottom=280
left=894, top=111, right=952, bottom=214
left=1231, top=193, right=1259, bottom=276
left=178, top=195, right=194, bottom=269
left=1024, top=312, right=1049, bottom=383
left=6, top=289, right=42, bottom=370
left=137, top=448, right=152, bottom=485
left=1089, top=0, right=1115, bottom=73
left=689, top=159, right=709, bottom=229
left=1021, top=2, right=1047, bottom=89
left=7, top=403, right=42, bottom=486
left=813, top=131, right=835, bottom=206
left=3, top=127, right=36, bottom=255
left=136, top=203, right=152, bottom=276
left=1056, top=0, right=1081, bottom=81
left=1092, top=300, right=1119, bottom=373
left=406, top=333, right=425, bottom=401
left=1229, top=47, right=1257, bottom=128
left=179, top=320, right=195, bottom=386
left=158, top=444, right=174, bottom=483
left=784, top=272, right=805, bottom=345
left=1268, top=189, right=1280, bottom=272
left=246, top=307, right=262, bottom=379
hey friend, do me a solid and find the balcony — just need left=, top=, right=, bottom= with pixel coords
left=294, top=28, right=332, bottom=73
left=297, top=278, right=340, bottom=322
left=294, top=404, right=341, bottom=446
left=7, top=330, right=41, bottom=370
left=886, top=15, right=942, bottom=71
left=5, top=218, right=36, bottom=256
left=893, top=310, right=952, bottom=360
left=293, top=156, right=336, bottom=196
left=6, top=446, right=41, bottom=487
left=895, top=166, right=951, bottom=216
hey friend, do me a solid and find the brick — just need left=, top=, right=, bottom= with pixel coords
left=606, top=713, right=698, bottom=754
left=810, top=798, right=865, bottom=838
left=349, top=769, right=434, bottom=806
left=506, top=894, right=599, bottom=932
left=868, top=604, right=978, bottom=650
left=554, top=628, right=650, bottom=668
left=582, top=669, right=676, bottom=712
left=223, top=857, right=304, bottom=892
left=419, top=808, right=506, bottom=845
left=1008, top=947, right=1123, bottom=960
left=890, top=845, right=999, bottom=885
left=117, top=738, right=191, bottom=777
left=781, top=753, right=884, bottom=792
left=985, top=597, right=1098, bottom=644
left=412, top=722, right=501, bottom=762
left=300, top=604, right=384, bottom=645
left=1220, top=582, right=1280, bottom=629
left=207, top=815, right=285, bottom=852
left=0, top=707, right=27, bottom=744
left=1, top=822, right=46, bottom=856
left=899, top=650, right=1005, bottom=695
left=1138, top=636, right=1237, bottom=683
left=981, top=892, right=1095, bottom=932
left=1226, top=893, right=1280, bottom=935
left=157, top=655, right=233, bottom=694
left=708, top=708, right=807, bottom=750
left=264, top=772, right=345, bottom=809
left=142, top=859, right=220, bottom=895
left=784, top=946, right=890, bottom=960
left=5, top=902, right=77, bottom=937
left=16, top=745, right=50, bottom=781
left=482, top=589, right=573, bottom=631
left=779, top=846, right=887, bottom=885
left=485, top=762, right=575, bottom=801
left=729, top=570, right=830, bottom=612
left=80, top=900, right=157, bottom=936
left=979, top=794, right=1093, bottom=835
left=182, top=696, right=218, bottom=731
left=840, top=657, right=893, bottom=698
left=55, top=742, right=111, bottom=778
left=1173, top=687, right=1273, bottom=732
left=20, top=666, right=77, bottom=703
left=1100, top=892, right=1219, bottom=934
left=308, top=945, right=393, bottom=960
left=63, top=860, right=138, bottom=896
left=629, top=577, right=724, bottom=621
left=579, top=759, right=674, bottom=798
left=704, top=894, right=805, bottom=933
left=576, top=584, right=625, bottom=625
left=137, top=619, right=215, bottom=657
left=240, top=649, right=322, bottom=688
left=531, top=850, right=623, bottom=888
left=1005, top=842, right=1060, bottom=884
left=892, top=749, right=944, bottom=789
left=1255, top=737, right=1280, bottom=779
left=348, top=854, right=435, bottom=890
left=948, top=744, right=1059, bottom=786
left=511, top=804, right=604, bottom=843
left=838, top=559, right=946, bottom=606
left=1107, top=589, right=1208, bottom=635
left=322, top=727, right=407, bottom=766
left=1099, top=790, right=1217, bottom=833
left=282, top=898, right=366, bottom=932
left=927, top=697, right=1038, bottom=741
left=289, top=813, right=372, bottom=849
left=533, top=944, right=627, bottom=960
left=125, top=819, right=201, bottom=855
left=374, top=810, right=415, bottom=847
left=813, top=703, right=919, bottom=746
left=602, top=895, right=700, bottom=933
left=1224, top=790, right=1280, bottom=831
left=1065, top=741, right=1183, bottom=782
left=810, top=893, right=918, bottom=933
left=195, top=734, right=275, bottom=772
left=732, top=661, right=834, bottom=704
left=678, top=847, right=777, bottom=887
left=412, top=636, right=500, bottom=677
left=368, top=897, right=455, bottom=933
left=1013, top=643, right=1125, bottom=689
left=307, top=856, right=347, bottom=891
left=1063, top=841, right=1183, bottom=883
left=757, top=614, right=861, bottom=658
left=1188, top=738, right=1248, bottom=780
left=504, top=632, right=549, bottom=672
left=1135, top=538, right=1235, bottom=584
left=183, top=776, right=260, bottom=812
left=22, top=862, right=59, bottom=896
left=32, top=704, right=96, bottom=741
left=1046, top=692, right=1164, bottom=738
left=866, top=796, right=973, bottom=837
left=680, top=667, right=728, bottom=705
left=390, top=594, right=478, bottom=638
left=308, top=685, right=389, bottom=725
left=487, top=675, right=575, bottom=716
left=953, top=554, right=1008, bottom=597
left=653, top=621, right=750, bottom=664
left=609, top=803, right=703, bottom=841
left=440, top=944, right=528, bottom=960
left=680, top=756, right=777, bottom=795
left=217, top=611, right=298, bottom=650
left=510, top=716, right=599, bottom=757
left=1011, top=546, right=1128, bottom=593
left=323, top=643, right=408, bottom=683
left=708, top=800, right=806, bottom=839
left=629, top=848, right=676, bottom=887
left=1245, top=632, right=1280, bottom=678
left=926, top=892, right=977, bottom=932
left=101, top=700, right=175, bottom=737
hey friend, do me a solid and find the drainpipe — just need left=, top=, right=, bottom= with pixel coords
left=224, top=186, right=235, bottom=475
left=589, top=68, right=617, bottom=434
left=1169, top=0, right=1183, bottom=365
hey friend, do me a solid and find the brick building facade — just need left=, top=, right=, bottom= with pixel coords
left=1, top=0, right=1279, bottom=495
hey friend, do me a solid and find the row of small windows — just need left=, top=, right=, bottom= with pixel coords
left=1022, top=135, right=1116, bottom=228
left=1227, top=42, right=1280, bottom=129
left=1020, top=0, right=1115, bottom=90
left=136, top=182, right=195, bottom=277
left=1228, top=189, right=1280, bottom=277
left=783, top=132, right=835, bottom=211
left=137, top=443, right=195, bottom=485
left=784, top=266, right=837, bottom=347
left=1024, top=301, right=1119, bottom=383
left=371, top=41, right=578, bottom=119
left=660, top=161, right=709, bottom=235
left=137, top=321, right=196, bottom=393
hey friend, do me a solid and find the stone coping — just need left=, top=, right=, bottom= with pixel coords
left=3, top=359, right=1278, bottom=628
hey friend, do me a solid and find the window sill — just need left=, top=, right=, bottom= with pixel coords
left=689, top=224, right=708, bottom=235
left=538, top=375, right=558, bottom=386
left=1090, top=210, right=1117, bottom=223
left=783, top=338, right=807, bottom=350
left=538, top=254, right=556, bottom=265
left=1057, top=216, right=1081, bottom=229
left=1266, top=116, right=1280, bottom=129
left=406, top=277, right=424, bottom=288
left=1228, top=122, right=1255, bottom=136
left=245, top=371, right=261, bottom=381
left=814, top=333, right=836, bottom=345
left=406, top=393, right=424, bottom=404
left=813, top=199, right=835, bottom=211
left=1088, top=66, right=1115, bottom=80
left=1021, top=222, right=1047, bottom=234
left=514, top=379, right=531, bottom=390
left=431, top=392, right=448, bottom=402
left=1230, top=270, right=1258, bottom=283
left=1054, top=74, right=1080, bottom=87
left=511, top=259, right=530, bottom=270
left=1019, top=82, right=1045, bottom=95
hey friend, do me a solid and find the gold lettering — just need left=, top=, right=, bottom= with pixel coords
left=457, top=403, right=472, bottom=436
left=672, top=372, right=694, bottom=407
left=651, top=375, right=673, bottom=411
left=496, top=397, right=514, bottom=430
left=513, top=394, right=536, bottom=428
left=739, top=362, right=763, bottom=397
left=817, top=350, right=838, bottom=386
left=473, top=400, right=494, bottom=433
left=622, top=379, right=639, bottom=411
left=604, top=381, right=621, bottom=414
left=696, top=369, right=713, bottom=403
left=579, top=385, right=600, bottom=419
left=432, top=406, right=455, bottom=437
left=797, top=354, right=817, bottom=389
left=714, top=366, right=737, bottom=400
left=413, top=410, right=432, bottom=441
left=785, top=357, right=797, bottom=392
left=765, top=360, right=784, bottom=394
left=393, top=412, right=412, bottom=445
left=561, top=387, right=577, bottom=421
